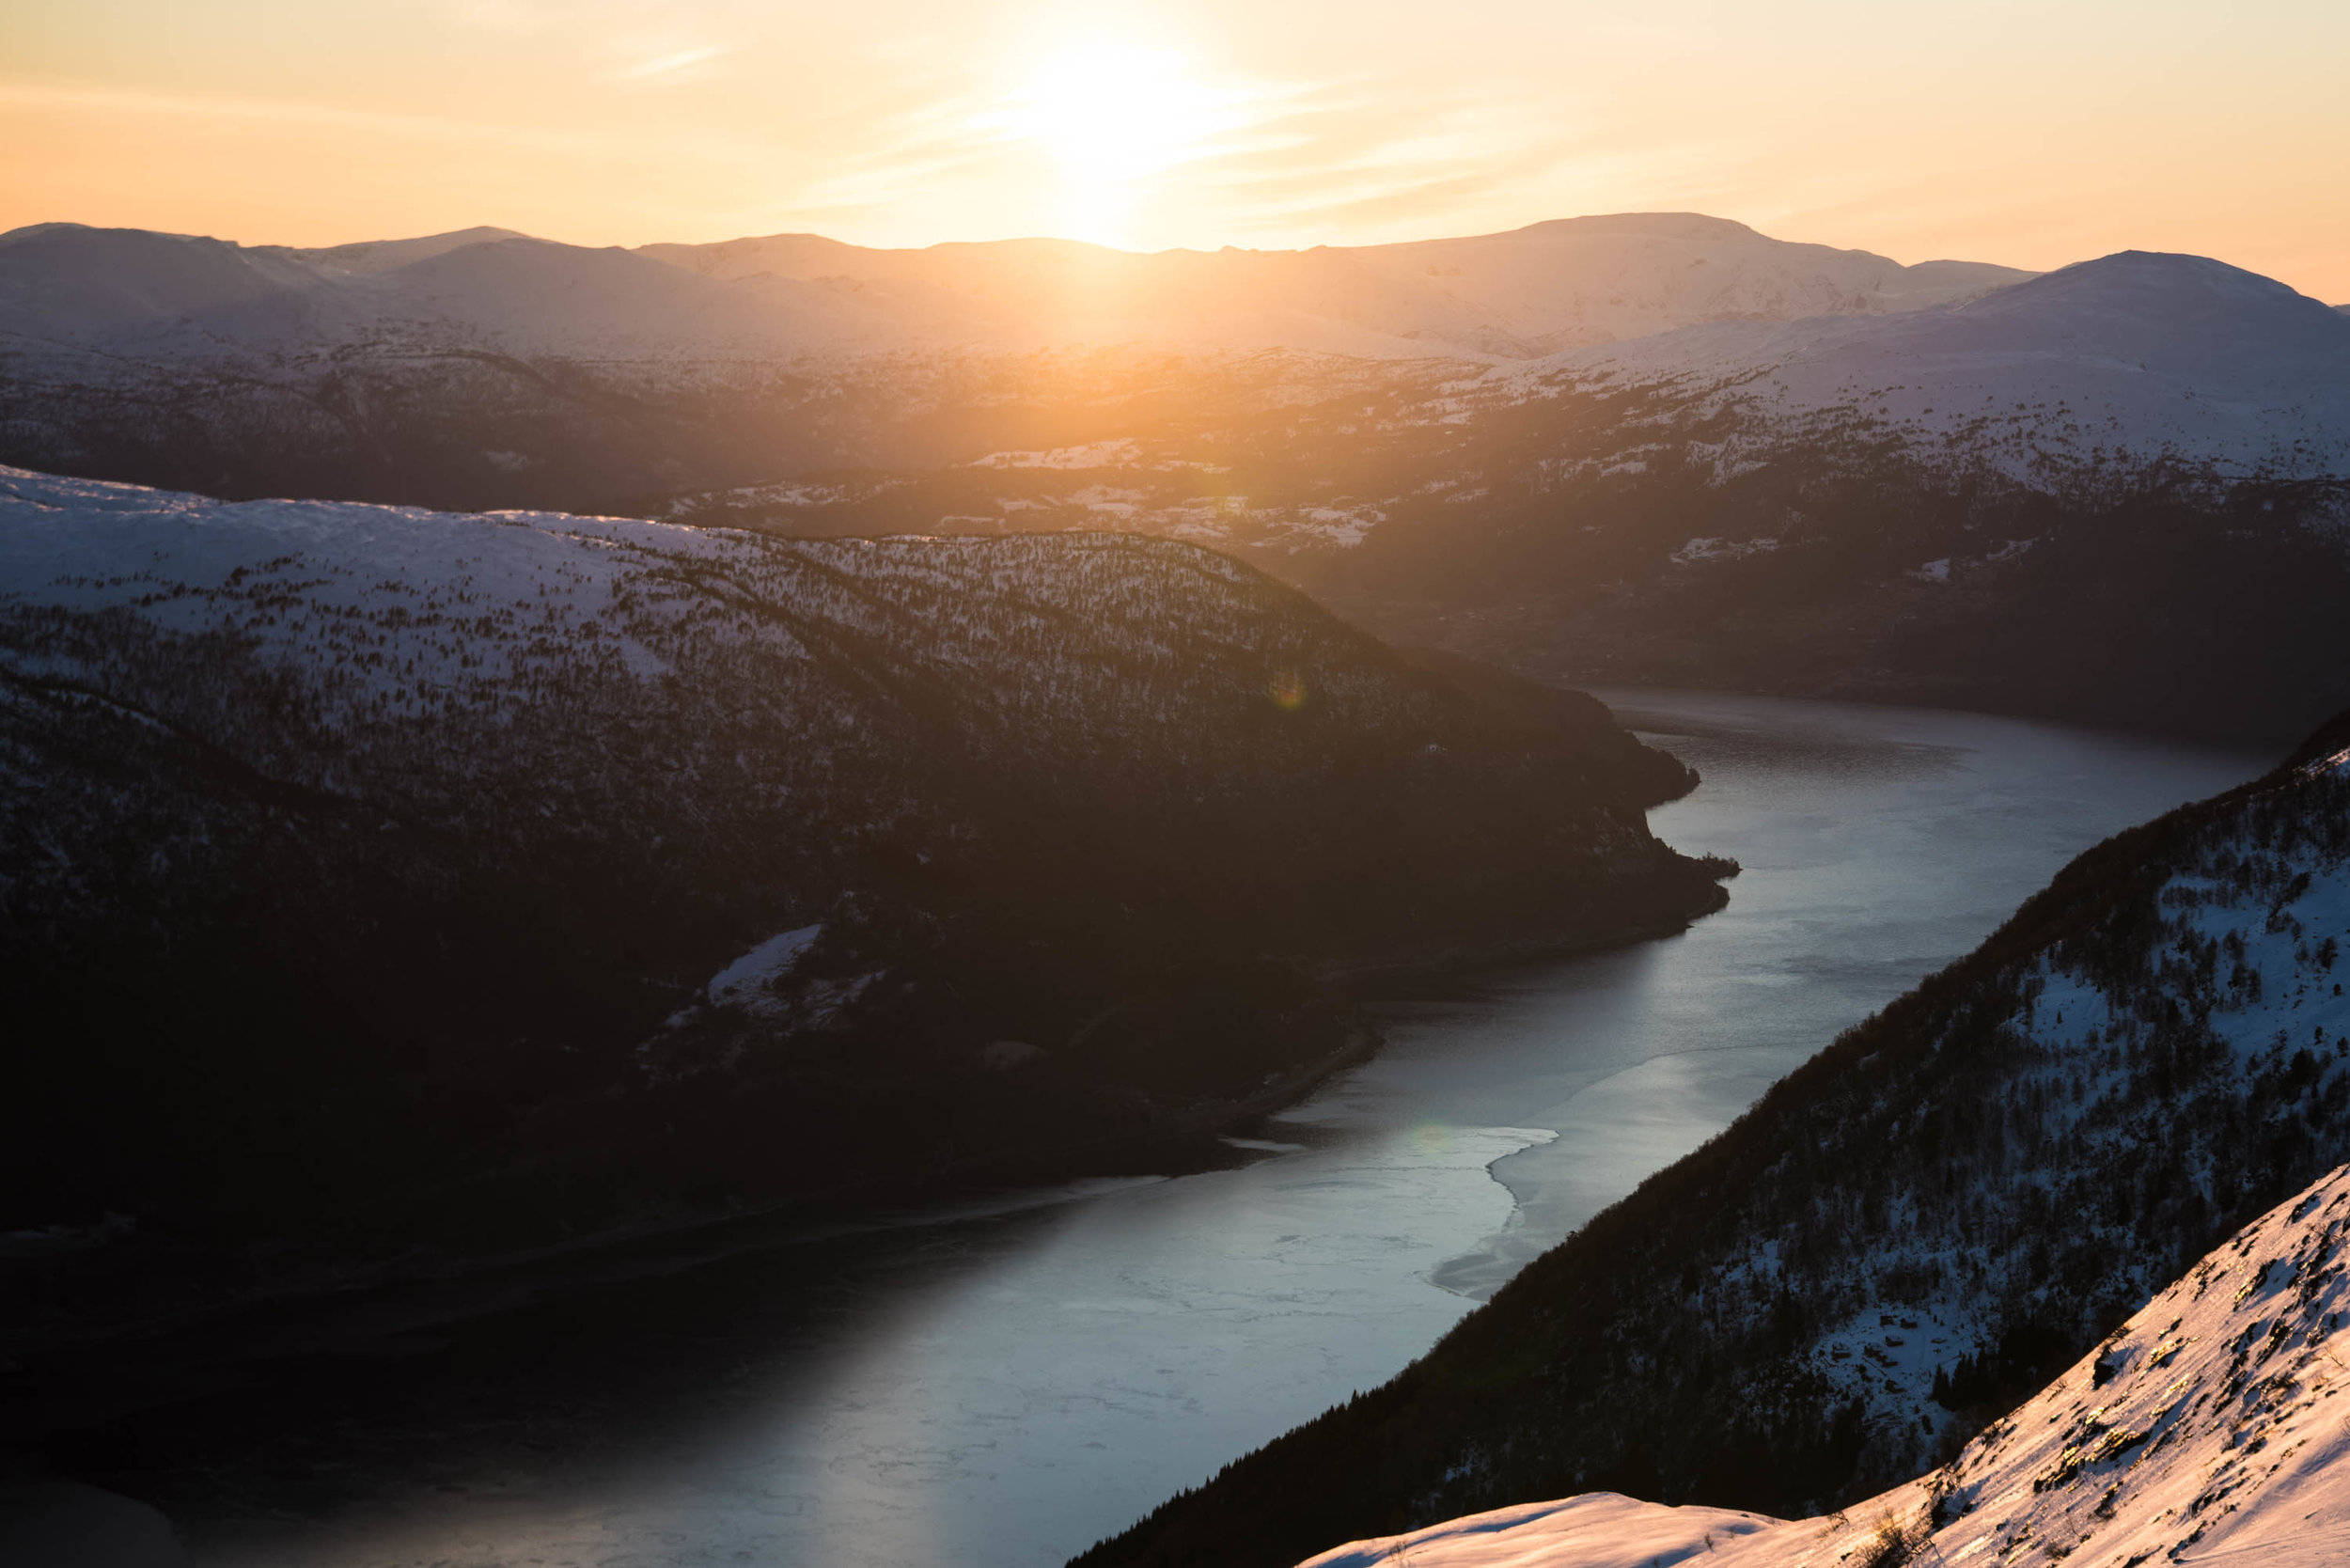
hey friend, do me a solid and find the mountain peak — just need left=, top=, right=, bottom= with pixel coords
left=291, top=226, right=535, bottom=274
left=1983, top=247, right=2328, bottom=311
left=1506, top=212, right=1765, bottom=242
left=1937, top=246, right=2350, bottom=369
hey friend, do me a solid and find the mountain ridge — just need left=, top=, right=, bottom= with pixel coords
left=0, top=208, right=2032, bottom=368
left=637, top=211, right=2031, bottom=357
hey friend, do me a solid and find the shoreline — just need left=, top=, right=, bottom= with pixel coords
left=0, top=873, right=1731, bottom=1376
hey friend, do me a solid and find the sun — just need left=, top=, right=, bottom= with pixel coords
left=1011, top=42, right=1222, bottom=180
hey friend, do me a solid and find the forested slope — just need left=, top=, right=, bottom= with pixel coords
left=0, top=466, right=1719, bottom=1342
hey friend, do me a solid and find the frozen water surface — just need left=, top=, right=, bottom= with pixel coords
left=45, top=693, right=2263, bottom=1568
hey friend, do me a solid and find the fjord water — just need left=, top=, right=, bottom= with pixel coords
left=126, top=693, right=2259, bottom=1568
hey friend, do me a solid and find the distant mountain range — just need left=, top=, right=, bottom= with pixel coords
left=637, top=212, right=2029, bottom=358
left=0, top=212, right=2028, bottom=364
left=0, top=212, right=2029, bottom=510
left=3, top=213, right=2345, bottom=744
left=664, top=248, right=2350, bottom=745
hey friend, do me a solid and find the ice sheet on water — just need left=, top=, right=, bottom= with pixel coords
left=706, top=924, right=823, bottom=1013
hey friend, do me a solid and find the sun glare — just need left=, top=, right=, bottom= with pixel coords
left=999, top=41, right=1233, bottom=244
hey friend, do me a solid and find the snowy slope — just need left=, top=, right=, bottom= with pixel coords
left=1300, top=1160, right=2350, bottom=1568
left=0, top=463, right=1430, bottom=754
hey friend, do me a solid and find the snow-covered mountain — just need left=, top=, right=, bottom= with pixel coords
left=1522, top=249, right=2350, bottom=479
left=1075, top=723, right=2350, bottom=1565
left=0, top=463, right=1718, bottom=1338
left=1300, top=1160, right=2350, bottom=1568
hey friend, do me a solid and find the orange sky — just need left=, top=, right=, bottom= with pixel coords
left=4, top=0, right=2347, bottom=300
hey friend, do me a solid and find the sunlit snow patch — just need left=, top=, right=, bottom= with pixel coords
left=1299, top=1492, right=1773, bottom=1568
left=1297, top=1162, right=2350, bottom=1568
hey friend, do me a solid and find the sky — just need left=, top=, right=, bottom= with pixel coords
left=3, top=0, right=2347, bottom=300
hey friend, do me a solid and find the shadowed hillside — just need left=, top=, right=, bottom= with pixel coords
left=0, top=465, right=1722, bottom=1345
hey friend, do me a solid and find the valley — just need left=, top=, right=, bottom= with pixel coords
left=2, top=693, right=2256, bottom=1567
left=1081, top=712, right=2350, bottom=1567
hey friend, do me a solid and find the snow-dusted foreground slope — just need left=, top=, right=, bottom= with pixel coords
left=1302, top=1161, right=2350, bottom=1568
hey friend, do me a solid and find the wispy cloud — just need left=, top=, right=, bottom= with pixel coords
left=606, top=44, right=729, bottom=85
